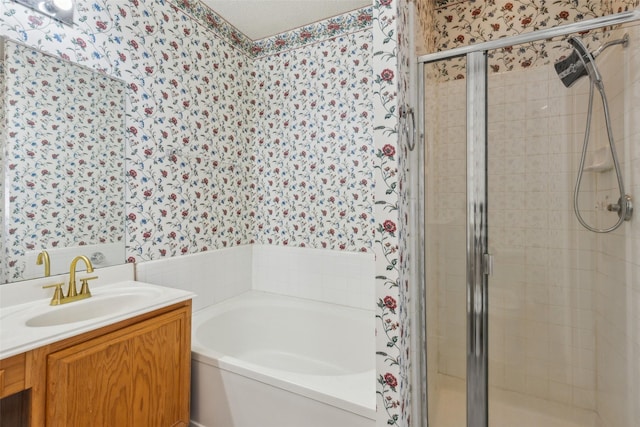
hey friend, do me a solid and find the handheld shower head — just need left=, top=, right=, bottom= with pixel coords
left=559, top=33, right=634, bottom=233
left=554, top=37, right=595, bottom=87
left=554, top=34, right=628, bottom=88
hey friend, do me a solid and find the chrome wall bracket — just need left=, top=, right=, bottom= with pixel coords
left=607, top=195, right=633, bottom=221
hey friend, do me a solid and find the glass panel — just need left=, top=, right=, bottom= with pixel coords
left=486, top=23, right=640, bottom=427
left=423, top=56, right=467, bottom=427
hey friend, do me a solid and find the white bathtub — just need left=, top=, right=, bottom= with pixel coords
left=190, top=291, right=376, bottom=427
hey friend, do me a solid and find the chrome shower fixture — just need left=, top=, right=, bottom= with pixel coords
left=13, top=0, right=75, bottom=26
left=557, top=33, right=633, bottom=233
left=554, top=34, right=629, bottom=88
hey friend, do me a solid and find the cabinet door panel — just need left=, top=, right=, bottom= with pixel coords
left=46, top=308, right=190, bottom=427
left=132, top=313, right=183, bottom=426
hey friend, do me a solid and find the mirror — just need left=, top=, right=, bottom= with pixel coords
left=0, top=38, right=127, bottom=284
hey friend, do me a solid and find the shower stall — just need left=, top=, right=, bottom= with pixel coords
left=415, top=11, right=640, bottom=427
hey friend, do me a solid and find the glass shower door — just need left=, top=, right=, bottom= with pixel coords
left=485, top=24, right=638, bottom=427
left=423, top=56, right=469, bottom=427
left=420, top=13, right=640, bottom=427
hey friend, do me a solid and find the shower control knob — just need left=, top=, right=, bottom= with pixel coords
left=606, top=195, right=633, bottom=221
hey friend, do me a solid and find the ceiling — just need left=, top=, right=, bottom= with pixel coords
left=201, top=0, right=372, bottom=40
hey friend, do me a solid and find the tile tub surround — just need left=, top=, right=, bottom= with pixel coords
left=135, top=244, right=375, bottom=311
left=252, top=244, right=375, bottom=310
left=135, top=244, right=252, bottom=313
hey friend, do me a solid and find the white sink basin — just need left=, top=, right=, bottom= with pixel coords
left=0, top=280, right=194, bottom=360
left=25, top=288, right=164, bottom=327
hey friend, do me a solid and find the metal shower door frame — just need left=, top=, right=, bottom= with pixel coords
left=415, top=10, right=640, bottom=427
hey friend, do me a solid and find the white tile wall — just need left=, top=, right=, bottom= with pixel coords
left=135, top=244, right=375, bottom=312
left=252, top=244, right=375, bottom=310
left=592, top=25, right=640, bottom=427
left=135, top=245, right=253, bottom=312
left=495, top=63, right=599, bottom=408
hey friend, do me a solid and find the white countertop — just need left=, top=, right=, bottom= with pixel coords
left=0, top=279, right=194, bottom=360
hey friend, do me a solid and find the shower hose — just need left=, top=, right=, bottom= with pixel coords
left=571, top=38, right=632, bottom=233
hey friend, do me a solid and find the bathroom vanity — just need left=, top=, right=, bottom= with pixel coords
left=0, top=33, right=192, bottom=427
left=0, top=278, right=193, bottom=427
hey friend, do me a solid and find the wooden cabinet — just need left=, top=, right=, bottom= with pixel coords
left=0, top=353, right=26, bottom=398
left=0, top=300, right=191, bottom=427
left=0, top=353, right=29, bottom=427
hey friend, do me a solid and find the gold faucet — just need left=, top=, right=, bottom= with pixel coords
left=36, top=250, right=51, bottom=277
left=67, top=255, right=97, bottom=300
left=42, top=255, right=98, bottom=305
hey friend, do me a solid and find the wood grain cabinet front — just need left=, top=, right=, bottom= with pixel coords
left=0, top=353, right=28, bottom=427
left=0, top=353, right=26, bottom=399
left=44, top=304, right=191, bottom=427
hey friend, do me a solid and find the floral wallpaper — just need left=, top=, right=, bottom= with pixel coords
left=413, top=0, right=436, bottom=55
left=395, top=2, right=413, bottom=424
left=0, top=0, right=379, bottom=262
left=0, top=0, right=255, bottom=261
left=174, top=0, right=374, bottom=58
left=173, top=0, right=254, bottom=54
left=432, top=0, right=640, bottom=79
left=372, top=0, right=407, bottom=425
left=0, top=1, right=416, bottom=426
left=0, top=63, right=5, bottom=283
left=2, top=40, right=126, bottom=281
left=252, top=7, right=374, bottom=57
left=251, top=32, right=375, bottom=251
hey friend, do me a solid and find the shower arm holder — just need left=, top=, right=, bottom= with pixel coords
left=607, top=195, right=633, bottom=221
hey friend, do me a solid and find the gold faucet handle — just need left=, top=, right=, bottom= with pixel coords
left=78, top=276, right=98, bottom=296
left=43, top=282, right=66, bottom=306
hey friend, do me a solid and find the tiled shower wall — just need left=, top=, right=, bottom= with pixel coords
left=427, top=56, right=600, bottom=407
left=591, top=25, right=640, bottom=427
left=424, top=1, right=640, bottom=425
left=489, top=64, right=598, bottom=408
left=425, top=21, right=640, bottom=427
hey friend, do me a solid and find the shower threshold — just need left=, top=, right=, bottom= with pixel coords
left=430, top=374, right=599, bottom=427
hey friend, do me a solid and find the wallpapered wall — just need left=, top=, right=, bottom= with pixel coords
left=0, top=0, right=376, bottom=260
left=3, top=42, right=126, bottom=281
left=0, top=1, right=414, bottom=425
left=1, top=0, right=255, bottom=260
left=0, top=63, right=5, bottom=283
left=252, top=32, right=375, bottom=251
left=431, top=0, right=640, bottom=79
left=372, top=0, right=412, bottom=425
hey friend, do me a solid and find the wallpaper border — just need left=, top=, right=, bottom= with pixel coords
left=174, top=0, right=373, bottom=57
